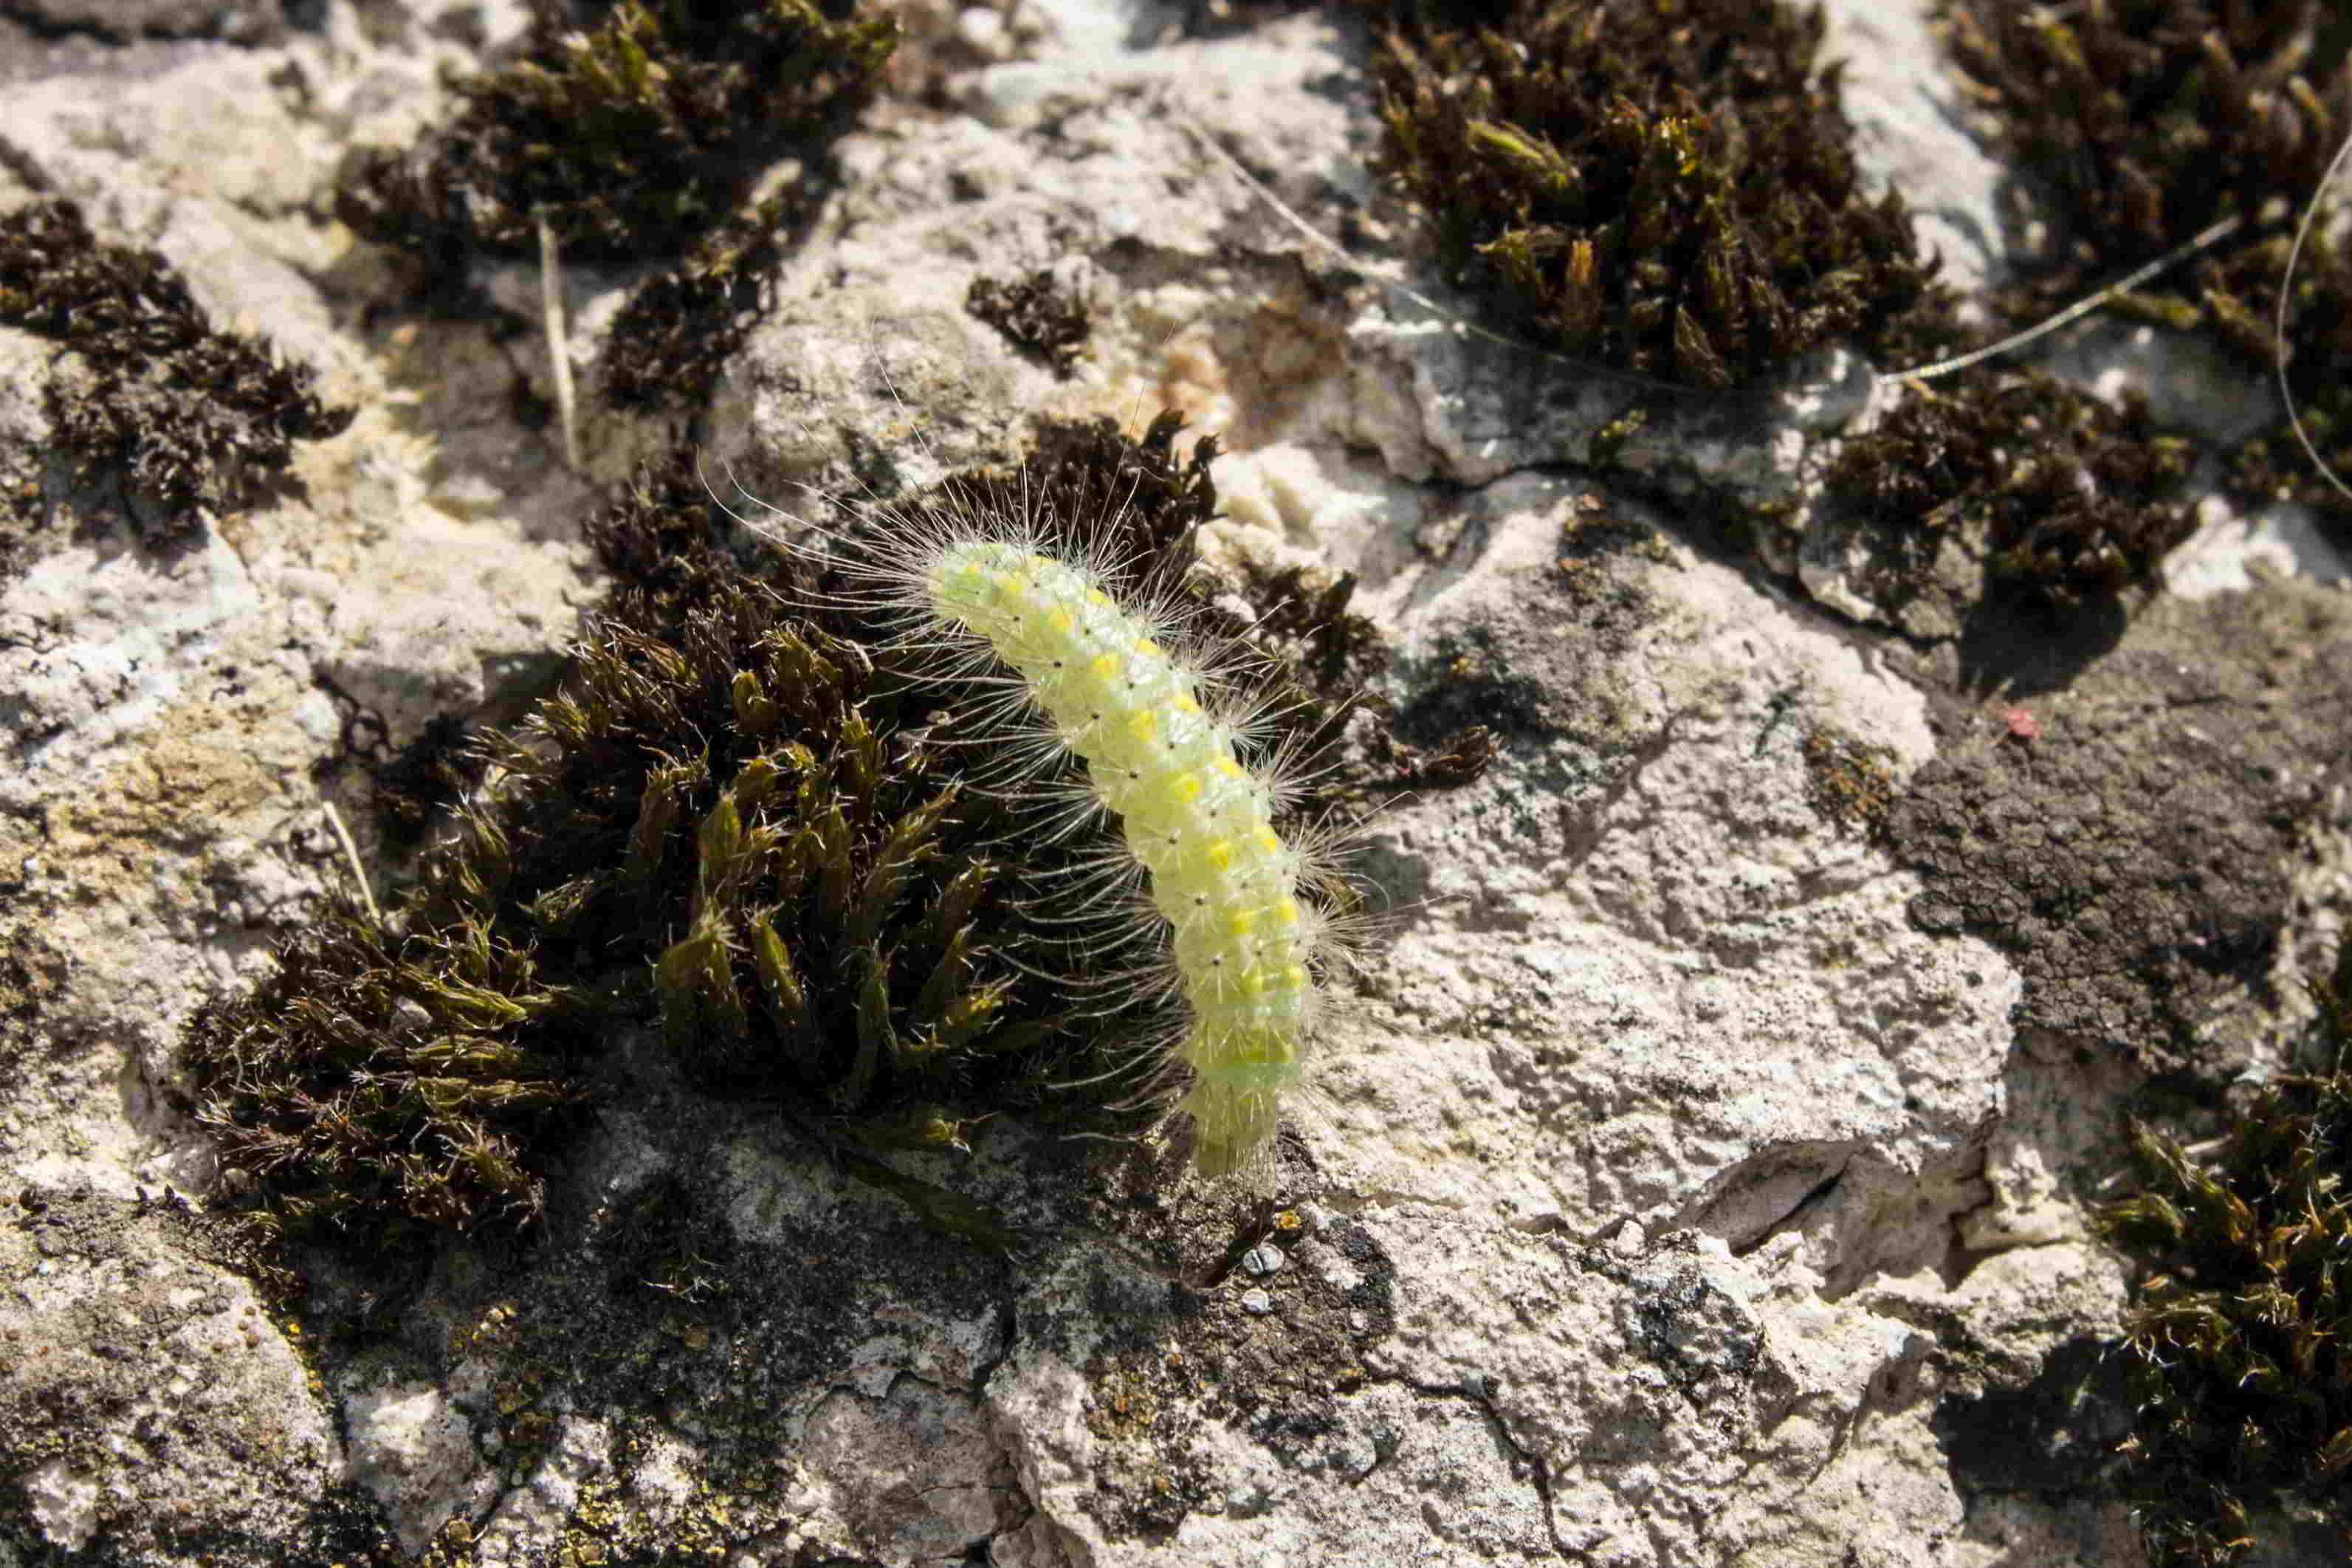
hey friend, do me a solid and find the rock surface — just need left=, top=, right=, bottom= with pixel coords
left=1, top=1, right=2346, bottom=1566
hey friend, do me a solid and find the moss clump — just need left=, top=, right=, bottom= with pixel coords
left=336, top=0, right=897, bottom=265
left=0, top=196, right=353, bottom=547
left=371, top=712, right=483, bottom=849
left=179, top=890, right=599, bottom=1246
left=1939, top=1, right=2352, bottom=546
left=601, top=186, right=817, bottom=415
left=185, top=579, right=1051, bottom=1251
left=2097, top=941, right=2352, bottom=1564
left=584, top=441, right=771, bottom=622
left=1821, top=368, right=2196, bottom=607
left=966, top=269, right=1092, bottom=375
left=1940, top=0, right=2350, bottom=313
left=500, top=587, right=1053, bottom=1129
left=1372, top=0, right=1952, bottom=387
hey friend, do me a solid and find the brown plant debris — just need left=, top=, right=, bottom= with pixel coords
left=966, top=269, right=1093, bottom=375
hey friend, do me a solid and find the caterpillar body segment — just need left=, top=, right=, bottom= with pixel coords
left=926, top=537, right=1321, bottom=1180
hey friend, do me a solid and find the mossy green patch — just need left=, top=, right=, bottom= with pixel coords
left=2098, top=941, right=2352, bottom=1564
left=1372, top=0, right=1955, bottom=387
left=336, top=0, right=896, bottom=265
left=1823, top=368, right=2197, bottom=610
left=0, top=195, right=352, bottom=548
left=1939, top=0, right=2352, bottom=546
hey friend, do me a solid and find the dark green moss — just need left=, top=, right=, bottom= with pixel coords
left=1822, top=368, right=2197, bottom=608
left=1940, top=0, right=2351, bottom=313
left=0, top=195, right=353, bottom=547
left=370, top=711, right=483, bottom=849
left=335, top=0, right=896, bottom=266
left=2213, top=224, right=2352, bottom=532
left=1939, top=0, right=2352, bottom=547
left=600, top=185, right=819, bottom=415
left=179, top=893, right=600, bottom=1249
left=1372, top=0, right=1955, bottom=387
left=966, top=269, right=1093, bottom=375
left=2096, top=940, right=2352, bottom=1564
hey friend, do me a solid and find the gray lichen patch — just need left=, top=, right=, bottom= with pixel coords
left=1885, top=579, right=2352, bottom=1078
left=0, top=1187, right=391, bottom=1564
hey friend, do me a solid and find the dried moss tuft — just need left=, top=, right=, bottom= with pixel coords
left=1372, top=0, right=1953, bottom=387
left=1940, top=0, right=2351, bottom=310
left=0, top=196, right=353, bottom=546
left=2097, top=940, right=2352, bottom=1564
left=966, top=269, right=1092, bottom=375
left=601, top=185, right=818, bottom=414
left=1939, top=1, right=2352, bottom=546
left=179, top=889, right=599, bottom=1248
left=336, top=0, right=896, bottom=265
left=1822, top=368, right=2196, bottom=608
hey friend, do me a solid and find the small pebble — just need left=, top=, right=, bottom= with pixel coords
left=956, top=6, right=1004, bottom=50
left=1239, top=1288, right=1274, bottom=1316
left=1240, top=1243, right=1284, bottom=1278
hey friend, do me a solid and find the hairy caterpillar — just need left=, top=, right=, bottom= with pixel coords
left=728, top=428, right=1361, bottom=1186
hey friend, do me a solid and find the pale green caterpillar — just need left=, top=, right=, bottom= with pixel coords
left=739, top=458, right=1355, bottom=1185
left=924, top=539, right=1318, bottom=1179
